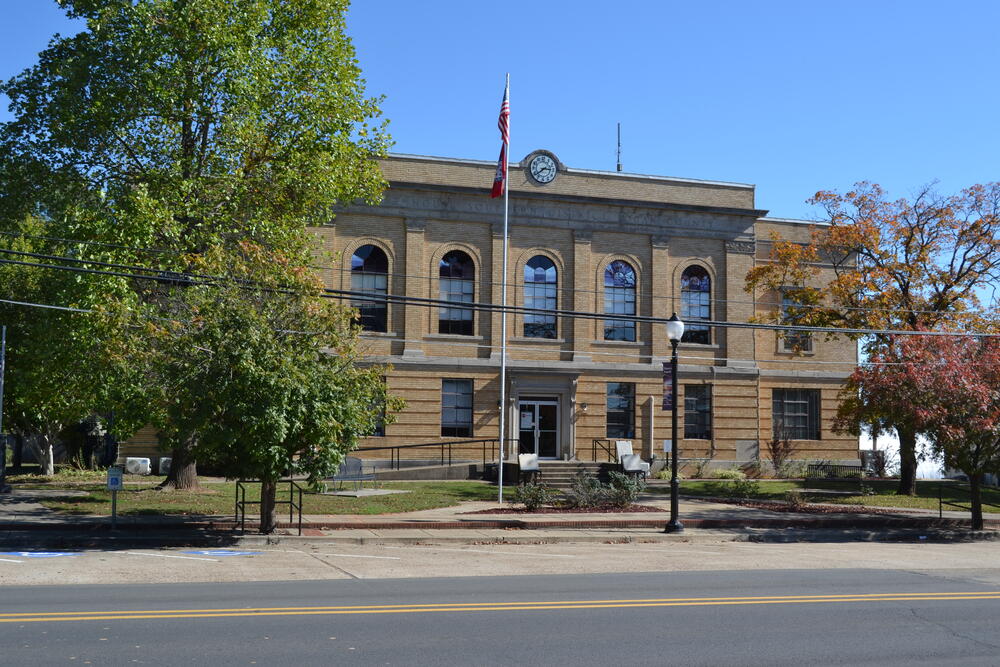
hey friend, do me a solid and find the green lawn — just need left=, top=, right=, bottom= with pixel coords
left=659, top=479, right=1000, bottom=514
left=17, top=477, right=512, bottom=517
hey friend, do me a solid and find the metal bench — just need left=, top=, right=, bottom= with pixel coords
left=324, top=456, right=376, bottom=492
left=806, top=463, right=863, bottom=479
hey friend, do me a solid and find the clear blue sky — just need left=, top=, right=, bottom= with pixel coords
left=3, top=1, right=998, bottom=220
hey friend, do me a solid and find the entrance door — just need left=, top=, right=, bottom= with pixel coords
left=518, top=398, right=559, bottom=459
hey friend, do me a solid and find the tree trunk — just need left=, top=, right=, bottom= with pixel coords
left=259, top=478, right=278, bottom=534
left=896, top=425, right=918, bottom=496
left=12, top=435, right=22, bottom=471
left=157, top=432, right=199, bottom=491
left=40, top=434, right=55, bottom=476
left=969, top=473, right=984, bottom=531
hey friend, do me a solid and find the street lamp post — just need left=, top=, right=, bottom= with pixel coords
left=664, top=313, right=685, bottom=533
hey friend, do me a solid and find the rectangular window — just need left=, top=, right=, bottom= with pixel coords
left=772, top=389, right=820, bottom=440
left=441, top=379, right=473, bottom=437
left=781, top=292, right=813, bottom=352
left=684, top=384, right=712, bottom=440
left=606, top=382, right=635, bottom=438
left=439, top=278, right=474, bottom=335
left=369, top=378, right=387, bottom=437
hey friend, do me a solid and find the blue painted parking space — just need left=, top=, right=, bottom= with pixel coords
left=0, top=551, right=78, bottom=558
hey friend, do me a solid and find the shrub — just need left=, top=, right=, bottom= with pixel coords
left=564, top=471, right=608, bottom=508
left=692, top=458, right=713, bottom=478
left=655, top=469, right=684, bottom=481
left=766, top=432, right=798, bottom=475
left=712, top=468, right=746, bottom=481
left=743, top=460, right=764, bottom=479
left=785, top=489, right=806, bottom=510
left=607, top=472, right=646, bottom=508
left=777, top=461, right=806, bottom=479
left=513, top=482, right=553, bottom=511
left=728, top=478, right=760, bottom=499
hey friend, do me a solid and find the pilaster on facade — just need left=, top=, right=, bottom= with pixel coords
left=402, top=217, right=427, bottom=357
left=723, top=239, right=757, bottom=370
left=572, top=229, right=593, bottom=362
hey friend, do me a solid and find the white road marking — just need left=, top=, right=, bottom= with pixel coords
left=0, top=557, right=23, bottom=563
left=125, top=552, right=220, bottom=562
left=385, top=546, right=576, bottom=558
left=312, top=553, right=401, bottom=560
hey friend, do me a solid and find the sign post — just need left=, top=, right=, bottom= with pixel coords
left=106, top=466, right=123, bottom=529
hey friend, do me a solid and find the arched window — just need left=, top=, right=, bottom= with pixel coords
left=523, top=255, right=557, bottom=338
left=603, top=260, right=636, bottom=341
left=680, top=265, right=710, bottom=344
left=351, top=245, right=388, bottom=332
left=439, top=250, right=475, bottom=335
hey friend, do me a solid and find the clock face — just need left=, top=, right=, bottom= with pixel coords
left=529, top=155, right=557, bottom=184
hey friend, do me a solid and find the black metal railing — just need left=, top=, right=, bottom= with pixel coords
left=235, top=479, right=304, bottom=536
left=805, top=463, right=864, bottom=479
left=591, top=439, right=616, bottom=462
left=355, top=438, right=516, bottom=470
left=938, top=481, right=1000, bottom=519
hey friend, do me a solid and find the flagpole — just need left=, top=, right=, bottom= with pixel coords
left=498, top=73, right=510, bottom=505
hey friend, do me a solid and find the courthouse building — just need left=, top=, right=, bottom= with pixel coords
left=319, top=151, right=860, bottom=469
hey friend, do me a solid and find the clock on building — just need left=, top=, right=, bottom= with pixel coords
left=528, top=153, right=558, bottom=184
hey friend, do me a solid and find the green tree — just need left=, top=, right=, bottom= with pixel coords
left=747, top=182, right=1000, bottom=494
left=142, top=245, right=399, bottom=533
left=0, top=0, right=390, bottom=487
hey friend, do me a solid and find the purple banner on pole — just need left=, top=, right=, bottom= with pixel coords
left=662, top=362, right=672, bottom=411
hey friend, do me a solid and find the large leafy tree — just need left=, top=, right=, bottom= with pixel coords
left=137, top=245, right=400, bottom=533
left=0, top=0, right=390, bottom=487
left=0, top=217, right=147, bottom=474
left=840, top=335, right=1000, bottom=530
left=747, top=182, right=1000, bottom=494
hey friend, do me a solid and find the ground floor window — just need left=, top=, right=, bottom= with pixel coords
left=441, top=379, right=473, bottom=437
left=772, top=388, right=820, bottom=440
left=606, top=382, right=635, bottom=438
left=684, top=384, right=712, bottom=440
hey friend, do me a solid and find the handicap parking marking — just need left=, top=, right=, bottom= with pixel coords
left=0, top=551, right=78, bottom=559
left=126, top=551, right=221, bottom=562
left=183, top=550, right=261, bottom=557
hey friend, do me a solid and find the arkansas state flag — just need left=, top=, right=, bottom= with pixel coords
left=490, top=80, right=510, bottom=198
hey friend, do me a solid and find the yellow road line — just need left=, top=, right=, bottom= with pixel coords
left=1, top=592, right=998, bottom=623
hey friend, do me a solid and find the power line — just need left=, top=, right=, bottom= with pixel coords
left=0, top=249, right=996, bottom=340
left=1, top=228, right=992, bottom=320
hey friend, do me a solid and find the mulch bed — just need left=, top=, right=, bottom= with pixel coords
left=725, top=499, right=902, bottom=515
left=462, top=504, right=664, bottom=515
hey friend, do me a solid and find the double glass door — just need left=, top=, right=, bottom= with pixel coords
left=518, top=398, right=559, bottom=459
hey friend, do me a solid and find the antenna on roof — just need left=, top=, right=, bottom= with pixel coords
left=616, top=122, right=623, bottom=172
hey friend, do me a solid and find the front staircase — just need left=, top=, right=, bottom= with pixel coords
left=534, top=460, right=618, bottom=489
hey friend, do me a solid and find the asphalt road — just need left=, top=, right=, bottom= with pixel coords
left=2, top=569, right=1000, bottom=665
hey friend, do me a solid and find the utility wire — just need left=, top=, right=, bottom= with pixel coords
left=1, top=228, right=993, bottom=320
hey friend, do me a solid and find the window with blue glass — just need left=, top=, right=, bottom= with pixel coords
left=680, top=265, right=711, bottom=344
left=439, top=250, right=475, bottom=336
left=603, top=260, right=636, bottom=341
left=351, top=245, right=388, bottom=332
left=524, top=255, right=557, bottom=338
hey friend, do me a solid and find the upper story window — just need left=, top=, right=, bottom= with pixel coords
left=781, top=291, right=813, bottom=352
left=439, top=250, right=475, bottom=336
left=351, top=245, right=388, bottom=332
left=680, top=265, right=711, bottom=344
left=524, top=255, right=557, bottom=339
left=603, top=260, right=636, bottom=341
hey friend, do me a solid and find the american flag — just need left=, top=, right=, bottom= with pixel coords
left=490, top=80, right=510, bottom=198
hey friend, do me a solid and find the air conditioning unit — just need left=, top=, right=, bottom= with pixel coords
left=125, top=457, right=151, bottom=475
left=158, top=457, right=172, bottom=475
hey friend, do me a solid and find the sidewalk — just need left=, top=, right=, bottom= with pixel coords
left=2, top=488, right=997, bottom=547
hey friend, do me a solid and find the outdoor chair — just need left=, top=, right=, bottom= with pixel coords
left=615, top=440, right=650, bottom=479
left=518, top=453, right=541, bottom=484
left=324, top=456, right=376, bottom=492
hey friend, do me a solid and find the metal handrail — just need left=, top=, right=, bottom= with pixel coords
left=591, top=439, right=615, bottom=463
left=938, top=481, right=1000, bottom=519
left=354, top=438, right=517, bottom=470
left=235, top=479, right=304, bottom=536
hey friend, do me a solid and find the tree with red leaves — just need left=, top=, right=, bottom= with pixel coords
left=840, top=334, right=1000, bottom=529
